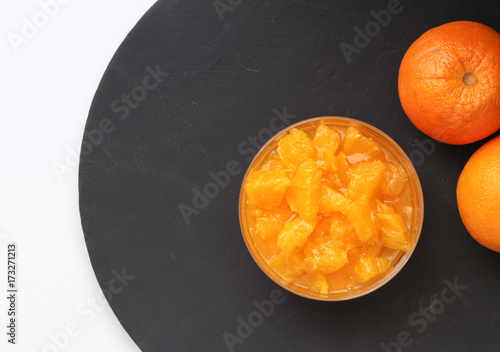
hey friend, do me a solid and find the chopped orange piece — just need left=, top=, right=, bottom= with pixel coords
left=324, top=173, right=343, bottom=191
left=277, top=217, right=317, bottom=253
left=255, top=202, right=293, bottom=240
left=313, top=124, right=341, bottom=151
left=260, top=154, right=287, bottom=171
left=376, top=201, right=410, bottom=251
left=329, top=214, right=361, bottom=251
left=320, top=185, right=383, bottom=251
left=269, top=251, right=306, bottom=282
left=381, top=162, right=408, bottom=197
left=245, top=169, right=292, bottom=210
left=315, top=147, right=338, bottom=174
left=329, top=215, right=352, bottom=240
left=341, top=127, right=382, bottom=163
left=277, top=128, right=314, bottom=170
left=358, top=241, right=384, bottom=258
left=353, top=256, right=391, bottom=283
left=308, top=273, right=330, bottom=294
left=304, top=240, right=348, bottom=274
left=313, top=125, right=341, bottom=174
left=336, top=151, right=350, bottom=173
left=251, top=232, right=281, bottom=261
left=333, top=152, right=351, bottom=188
left=308, top=217, right=332, bottom=241
left=303, top=217, right=351, bottom=274
left=320, top=185, right=351, bottom=215
left=346, top=195, right=379, bottom=242
left=286, top=159, right=322, bottom=219
left=327, top=264, right=357, bottom=292
left=347, top=161, right=386, bottom=200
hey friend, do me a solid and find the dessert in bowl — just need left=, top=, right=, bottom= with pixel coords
left=239, top=117, right=424, bottom=301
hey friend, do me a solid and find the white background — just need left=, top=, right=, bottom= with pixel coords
left=1, top=1, right=157, bottom=351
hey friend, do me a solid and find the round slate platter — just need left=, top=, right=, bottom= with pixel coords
left=79, top=1, right=500, bottom=351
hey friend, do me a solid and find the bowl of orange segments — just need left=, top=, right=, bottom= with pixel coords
left=239, top=117, right=424, bottom=300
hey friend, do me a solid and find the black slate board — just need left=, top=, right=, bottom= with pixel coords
left=79, top=1, right=500, bottom=351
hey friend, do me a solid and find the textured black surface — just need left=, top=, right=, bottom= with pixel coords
left=79, top=1, right=500, bottom=351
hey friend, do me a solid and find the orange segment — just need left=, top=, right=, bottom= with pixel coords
left=320, top=185, right=351, bottom=215
left=260, top=154, right=288, bottom=171
left=347, top=160, right=386, bottom=200
left=313, top=124, right=341, bottom=151
left=324, top=173, right=344, bottom=191
left=327, top=264, right=357, bottom=292
left=346, top=195, right=379, bottom=242
left=341, top=127, right=382, bottom=163
left=304, top=241, right=348, bottom=274
left=286, top=159, right=322, bottom=220
left=308, top=273, right=330, bottom=294
left=376, top=201, right=410, bottom=251
left=333, top=152, right=350, bottom=188
left=303, top=218, right=348, bottom=273
left=251, top=231, right=281, bottom=261
left=353, top=256, right=391, bottom=283
left=254, top=202, right=293, bottom=240
left=245, top=169, right=292, bottom=210
left=329, top=215, right=352, bottom=239
left=313, top=125, right=341, bottom=173
left=381, top=163, right=408, bottom=197
left=277, top=128, right=314, bottom=170
left=277, top=217, right=317, bottom=253
left=336, top=151, right=350, bottom=173
left=308, top=217, right=332, bottom=241
left=329, top=214, right=360, bottom=251
left=268, top=251, right=306, bottom=282
left=357, top=241, right=384, bottom=258
left=315, top=147, right=338, bottom=174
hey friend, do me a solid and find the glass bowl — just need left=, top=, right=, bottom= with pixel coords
left=238, top=117, right=424, bottom=301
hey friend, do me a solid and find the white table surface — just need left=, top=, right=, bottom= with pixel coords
left=1, top=1, right=157, bottom=351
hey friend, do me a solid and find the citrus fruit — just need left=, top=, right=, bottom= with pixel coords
left=277, top=217, right=317, bottom=254
left=457, top=135, right=500, bottom=252
left=398, top=21, right=500, bottom=145
left=341, top=126, right=383, bottom=161
left=303, top=219, right=349, bottom=274
left=245, top=169, right=292, bottom=209
left=243, top=123, right=415, bottom=294
left=313, top=124, right=341, bottom=173
left=268, top=251, right=306, bottom=282
left=376, top=200, right=410, bottom=251
left=285, top=159, right=322, bottom=220
left=354, top=256, right=391, bottom=283
left=254, top=201, right=292, bottom=240
left=347, top=160, right=385, bottom=200
left=277, top=128, right=314, bottom=170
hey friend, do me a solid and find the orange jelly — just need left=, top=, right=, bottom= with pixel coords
left=242, top=123, right=413, bottom=295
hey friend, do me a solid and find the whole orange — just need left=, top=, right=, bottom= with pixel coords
left=457, top=135, right=500, bottom=253
left=398, top=21, right=500, bottom=145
